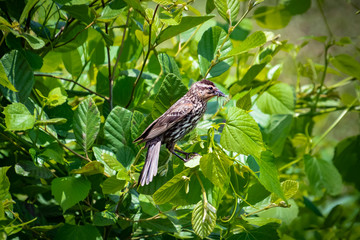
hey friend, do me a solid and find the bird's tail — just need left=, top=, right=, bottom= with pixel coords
left=138, top=138, right=161, bottom=186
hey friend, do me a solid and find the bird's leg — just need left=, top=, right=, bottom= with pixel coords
left=169, top=149, right=189, bottom=162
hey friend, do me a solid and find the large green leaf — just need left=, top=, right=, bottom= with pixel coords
left=15, top=161, right=53, bottom=179
left=101, top=177, right=126, bottom=194
left=0, top=50, right=34, bottom=103
left=192, top=200, right=217, bottom=239
left=62, top=49, right=83, bottom=77
left=55, top=24, right=88, bottom=52
left=156, top=15, right=214, bottom=45
left=153, top=168, right=192, bottom=205
left=73, top=98, right=100, bottom=152
left=158, top=53, right=181, bottom=79
left=55, top=224, right=102, bottom=240
left=214, top=0, right=240, bottom=23
left=220, top=107, right=264, bottom=159
left=104, top=106, right=133, bottom=152
left=252, top=151, right=286, bottom=201
left=61, top=4, right=95, bottom=25
left=93, top=146, right=118, bottom=176
left=256, top=83, right=295, bottom=114
left=200, top=152, right=232, bottom=189
left=330, top=54, right=360, bottom=80
left=304, top=154, right=343, bottom=196
left=152, top=74, right=188, bottom=119
left=51, top=176, right=91, bottom=212
left=198, top=26, right=233, bottom=78
left=333, top=135, right=360, bottom=190
left=3, top=102, right=35, bottom=131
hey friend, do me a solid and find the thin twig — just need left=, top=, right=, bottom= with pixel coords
left=34, top=74, right=109, bottom=100
left=125, top=5, right=160, bottom=108
left=54, top=21, right=95, bottom=49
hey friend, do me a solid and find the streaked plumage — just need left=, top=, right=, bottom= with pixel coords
left=134, top=79, right=226, bottom=186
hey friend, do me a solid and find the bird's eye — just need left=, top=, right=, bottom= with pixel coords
left=208, top=87, right=213, bottom=90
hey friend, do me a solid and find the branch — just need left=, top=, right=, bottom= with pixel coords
left=34, top=74, right=109, bottom=100
left=125, top=5, right=160, bottom=108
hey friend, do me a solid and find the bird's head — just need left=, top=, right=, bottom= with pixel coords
left=191, top=79, right=226, bottom=101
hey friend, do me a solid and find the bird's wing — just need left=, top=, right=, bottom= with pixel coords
left=134, top=101, right=193, bottom=143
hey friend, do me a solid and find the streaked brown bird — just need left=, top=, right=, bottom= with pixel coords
left=134, top=79, right=226, bottom=186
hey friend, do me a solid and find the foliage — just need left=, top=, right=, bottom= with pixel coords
left=0, top=0, right=359, bottom=239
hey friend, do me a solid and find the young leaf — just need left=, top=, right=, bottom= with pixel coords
left=198, top=26, right=233, bottom=77
left=192, top=200, right=217, bottom=239
left=256, top=83, right=295, bottom=114
left=51, top=176, right=91, bottom=212
left=153, top=168, right=192, bottom=204
left=47, top=87, right=67, bottom=107
left=214, top=0, right=240, bottom=23
left=3, top=102, right=35, bottom=131
left=0, top=50, right=34, bottom=103
left=271, top=180, right=299, bottom=203
left=220, top=107, right=264, bottom=159
left=156, top=15, right=214, bottom=45
left=73, top=98, right=100, bottom=152
left=330, top=54, right=360, bottom=80
left=152, top=74, right=188, bottom=119
left=304, top=154, right=343, bottom=196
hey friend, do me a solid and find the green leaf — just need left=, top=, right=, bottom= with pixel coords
left=55, top=224, right=102, bottom=240
left=93, top=146, right=117, bottom=176
left=333, top=135, right=360, bottom=190
left=0, top=50, right=34, bottom=103
left=152, top=74, right=188, bottom=119
left=18, top=33, right=45, bottom=50
left=156, top=15, right=214, bottom=45
left=73, top=98, right=100, bottom=152
left=0, top=62, right=17, bottom=92
left=89, top=39, right=105, bottom=65
left=15, top=161, right=53, bottom=179
left=159, top=8, right=182, bottom=26
left=257, top=199, right=299, bottom=225
left=71, top=161, right=104, bottom=175
left=265, top=114, right=293, bottom=157
left=55, top=24, right=88, bottom=52
left=99, top=0, right=126, bottom=21
left=61, top=4, right=95, bottom=24
left=40, top=143, right=65, bottom=164
left=214, top=0, right=240, bottom=23
left=104, top=106, right=133, bottom=152
left=19, top=0, right=38, bottom=24
left=236, top=90, right=252, bottom=111
left=102, top=152, right=127, bottom=175
left=62, top=50, right=83, bottom=77
left=0, top=167, right=11, bottom=202
left=153, top=168, right=192, bottom=205
left=93, top=211, right=117, bottom=226
left=221, top=107, right=264, bottom=159
left=3, top=102, right=35, bottom=131
left=35, top=118, right=67, bottom=126
left=51, top=176, right=91, bottom=212
left=198, top=26, right=233, bottom=77
left=257, top=83, right=295, bottom=114
left=330, top=54, right=360, bottom=80
left=304, top=154, right=343, bottom=196
left=102, top=177, right=126, bottom=194
left=229, top=223, right=280, bottom=240
left=253, top=6, right=292, bottom=30
left=251, top=151, right=285, bottom=201
left=158, top=53, right=181, bottom=79
left=47, top=87, right=68, bottom=107
left=191, top=200, right=217, bottom=239
left=226, top=31, right=267, bottom=58
left=115, top=146, right=135, bottom=170
left=283, top=0, right=311, bottom=15
left=271, top=180, right=299, bottom=203
left=200, top=152, right=232, bottom=189
left=123, top=0, right=146, bottom=16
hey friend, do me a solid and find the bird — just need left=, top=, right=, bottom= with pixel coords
left=134, top=79, right=226, bottom=186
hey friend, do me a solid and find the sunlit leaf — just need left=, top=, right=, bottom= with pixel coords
left=214, top=0, right=240, bottom=23
left=192, top=200, right=217, bottom=239
left=71, top=161, right=104, bottom=175
left=3, top=102, right=35, bottom=131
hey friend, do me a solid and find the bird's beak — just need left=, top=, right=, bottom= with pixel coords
left=215, top=89, right=226, bottom=97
